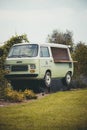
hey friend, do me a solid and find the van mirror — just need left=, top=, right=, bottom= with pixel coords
left=0, top=48, right=3, bottom=57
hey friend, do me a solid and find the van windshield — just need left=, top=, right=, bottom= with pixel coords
left=8, top=44, right=38, bottom=58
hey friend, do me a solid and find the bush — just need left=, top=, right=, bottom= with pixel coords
left=0, top=84, right=37, bottom=102
left=4, top=87, right=25, bottom=102
left=24, top=89, right=37, bottom=99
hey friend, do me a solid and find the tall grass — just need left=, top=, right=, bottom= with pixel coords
left=0, top=88, right=87, bottom=130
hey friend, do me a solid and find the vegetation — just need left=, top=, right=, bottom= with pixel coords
left=0, top=88, right=87, bottom=130
left=24, top=89, right=37, bottom=100
left=72, top=42, right=87, bottom=76
left=47, top=29, right=74, bottom=47
left=0, top=34, right=29, bottom=84
left=0, top=85, right=37, bottom=102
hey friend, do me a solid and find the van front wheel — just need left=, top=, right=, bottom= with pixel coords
left=44, top=71, right=51, bottom=89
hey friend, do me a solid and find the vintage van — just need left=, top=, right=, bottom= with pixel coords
left=4, top=42, right=74, bottom=90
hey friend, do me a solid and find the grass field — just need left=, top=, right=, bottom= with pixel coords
left=0, top=88, right=87, bottom=130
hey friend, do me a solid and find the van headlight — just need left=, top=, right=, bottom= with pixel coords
left=30, top=64, right=36, bottom=69
left=29, top=64, right=36, bottom=73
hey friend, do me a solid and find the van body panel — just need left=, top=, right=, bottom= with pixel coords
left=49, top=62, right=73, bottom=78
left=39, top=57, right=52, bottom=78
left=5, top=57, right=40, bottom=79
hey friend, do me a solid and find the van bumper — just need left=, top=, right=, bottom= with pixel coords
left=5, top=74, right=38, bottom=80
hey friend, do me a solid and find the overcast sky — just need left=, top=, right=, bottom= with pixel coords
left=0, top=0, right=87, bottom=44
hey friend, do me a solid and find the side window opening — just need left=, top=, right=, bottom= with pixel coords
left=51, top=47, right=70, bottom=62
left=40, top=46, right=50, bottom=57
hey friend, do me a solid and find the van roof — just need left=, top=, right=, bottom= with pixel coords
left=13, top=42, right=68, bottom=48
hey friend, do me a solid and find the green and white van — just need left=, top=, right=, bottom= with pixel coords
left=5, top=42, right=74, bottom=89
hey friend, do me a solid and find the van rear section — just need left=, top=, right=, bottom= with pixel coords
left=50, top=46, right=73, bottom=77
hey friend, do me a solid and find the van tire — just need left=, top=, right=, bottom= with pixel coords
left=44, top=71, right=51, bottom=92
left=62, top=72, right=72, bottom=89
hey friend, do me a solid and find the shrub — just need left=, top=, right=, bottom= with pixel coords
left=24, top=89, right=37, bottom=99
left=0, top=84, right=37, bottom=102
left=4, top=87, right=25, bottom=102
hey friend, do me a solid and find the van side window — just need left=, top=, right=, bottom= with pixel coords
left=51, top=47, right=69, bottom=62
left=40, top=46, right=50, bottom=57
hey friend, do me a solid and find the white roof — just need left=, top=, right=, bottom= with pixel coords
left=13, top=42, right=68, bottom=48
left=38, top=42, right=68, bottom=48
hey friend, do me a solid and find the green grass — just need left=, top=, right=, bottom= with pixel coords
left=0, top=88, right=87, bottom=130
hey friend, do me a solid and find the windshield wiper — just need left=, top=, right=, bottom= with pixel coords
left=18, top=55, right=32, bottom=57
left=8, top=55, right=19, bottom=58
left=8, top=55, right=33, bottom=58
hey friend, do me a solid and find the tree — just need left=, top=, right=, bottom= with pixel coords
left=72, top=42, right=87, bottom=76
left=0, top=34, right=29, bottom=84
left=47, top=29, right=74, bottom=47
left=2, top=34, right=29, bottom=58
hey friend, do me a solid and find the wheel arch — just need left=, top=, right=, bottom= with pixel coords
left=45, top=69, right=52, bottom=76
left=67, top=71, right=72, bottom=77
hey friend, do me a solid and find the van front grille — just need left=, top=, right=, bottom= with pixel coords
left=11, top=65, right=28, bottom=71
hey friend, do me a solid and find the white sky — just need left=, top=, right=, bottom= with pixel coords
left=0, top=0, right=87, bottom=44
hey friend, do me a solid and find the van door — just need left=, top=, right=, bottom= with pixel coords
left=39, top=46, right=52, bottom=78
